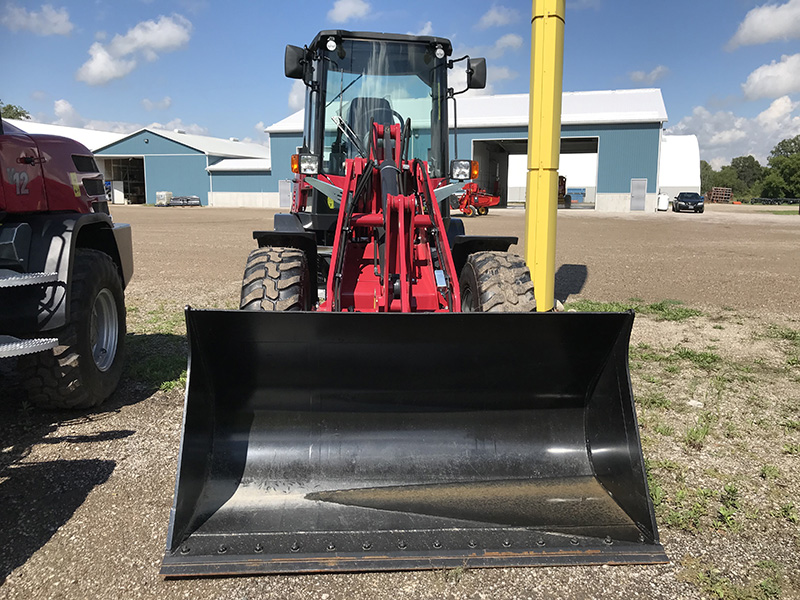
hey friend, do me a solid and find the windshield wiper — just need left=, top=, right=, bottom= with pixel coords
left=326, top=73, right=364, bottom=108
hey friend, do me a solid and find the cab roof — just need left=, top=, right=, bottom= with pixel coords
left=310, top=30, right=453, bottom=56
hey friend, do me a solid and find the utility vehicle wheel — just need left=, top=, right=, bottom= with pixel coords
left=20, top=249, right=126, bottom=409
left=463, top=205, right=477, bottom=217
left=477, top=206, right=488, bottom=216
left=240, top=247, right=312, bottom=311
left=459, top=251, right=536, bottom=312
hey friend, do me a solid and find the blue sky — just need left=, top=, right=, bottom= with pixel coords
left=2, top=0, right=800, bottom=167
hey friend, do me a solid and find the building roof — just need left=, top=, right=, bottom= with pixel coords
left=5, top=118, right=126, bottom=151
left=266, top=88, right=669, bottom=133
left=4, top=118, right=269, bottom=160
left=206, top=158, right=272, bottom=172
left=96, top=128, right=270, bottom=159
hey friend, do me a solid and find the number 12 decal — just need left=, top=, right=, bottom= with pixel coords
left=6, top=168, right=30, bottom=195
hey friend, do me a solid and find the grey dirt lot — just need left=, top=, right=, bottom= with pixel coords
left=1, top=204, right=799, bottom=599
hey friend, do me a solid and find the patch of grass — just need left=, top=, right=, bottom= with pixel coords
left=444, top=565, right=468, bottom=585
left=768, top=209, right=800, bottom=215
left=775, top=503, right=798, bottom=524
left=565, top=299, right=636, bottom=313
left=643, top=299, right=703, bottom=321
left=712, top=324, right=725, bottom=330
left=160, top=370, right=187, bottom=392
left=637, top=390, right=671, bottom=409
left=653, top=422, right=674, bottom=436
left=665, top=502, right=706, bottom=531
left=672, top=346, right=722, bottom=369
left=124, top=334, right=187, bottom=392
left=565, top=298, right=702, bottom=321
left=783, top=443, right=800, bottom=455
left=783, top=419, right=800, bottom=432
left=640, top=373, right=662, bottom=384
left=760, top=465, right=780, bottom=480
left=686, top=412, right=715, bottom=450
left=766, top=324, right=800, bottom=343
left=680, top=557, right=783, bottom=600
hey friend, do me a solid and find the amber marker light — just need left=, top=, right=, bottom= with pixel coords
left=291, top=154, right=300, bottom=174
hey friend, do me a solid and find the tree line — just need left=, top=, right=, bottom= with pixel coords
left=701, top=134, right=800, bottom=200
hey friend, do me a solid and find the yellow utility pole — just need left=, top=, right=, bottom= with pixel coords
left=525, top=0, right=565, bottom=312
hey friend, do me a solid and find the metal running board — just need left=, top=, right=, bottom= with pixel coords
left=0, top=269, right=59, bottom=288
left=0, top=335, right=58, bottom=358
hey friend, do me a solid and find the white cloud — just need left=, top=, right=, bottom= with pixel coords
left=408, top=21, right=433, bottom=36
left=666, top=97, right=800, bottom=164
left=31, top=90, right=48, bottom=101
left=629, top=65, right=669, bottom=85
left=327, top=0, right=370, bottom=23
left=0, top=3, right=73, bottom=36
left=487, top=33, right=523, bottom=59
left=147, top=118, right=208, bottom=135
left=728, top=0, right=800, bottom=49
left=288, top=79, right=305, bottom=111
left=142, top=96, right=172, bottom=111
left=52, top=99, right=140, bottom=133
left=76, top=15, right=192, bottom=85
left=476, top=5, right=518, bottom=30
left=49, top=98, right=207, bottom=136
left=741, top=53, right=800, bottom=99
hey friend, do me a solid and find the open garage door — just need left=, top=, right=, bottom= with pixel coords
left=473, top=137, right=598, bottom=209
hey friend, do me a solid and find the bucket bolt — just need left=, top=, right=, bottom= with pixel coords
left=326, top=542, right=336, bottom=552
left=217, top=545, right=228, bottom=554
left=433, top=541, right=442, bottom=549
left=570, top=537, right=579, bottom=546
left=362, top=542, right=372, bottom=551
left=397, top=540, right=408, bottom=550
left=467, top=540, right=477, bottom=548
left=536, top=538, right=545, bottom=547
left=604, top=536, right=613, bottom=545
left=290, top=542, right=301, bottom=553
left=255, top=543, right=264, bottom=553
left=502, top=539, right=512, bottom=548
left=179, top=545, right=190, bottom=555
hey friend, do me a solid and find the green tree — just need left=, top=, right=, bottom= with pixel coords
left=700, top=160, right=715, bottom=195
left=761, top=171, right=788, bottom=198
left=767, top=154, right=800, bottom=197
left=0, top=99, right=30, bottom=120
left=769, top=134, right=800, bottom=160
left=730, top=155, right=763, bottom=188
left=713, top=165, right=747, bottom=196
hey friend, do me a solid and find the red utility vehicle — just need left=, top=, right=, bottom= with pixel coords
left=0, top=118, right=133, bottom=409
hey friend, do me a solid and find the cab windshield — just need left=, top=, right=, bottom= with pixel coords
left=319, top=38, right=449, bottom=177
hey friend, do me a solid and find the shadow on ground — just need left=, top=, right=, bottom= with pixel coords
left=0, top=332, right=186, bottom=582
left=555, top=263, right=588, bottom=304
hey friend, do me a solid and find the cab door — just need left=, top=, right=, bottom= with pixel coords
left=0, top=128, right=47, bottom=212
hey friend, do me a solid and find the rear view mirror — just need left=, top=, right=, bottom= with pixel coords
left=285, top=45, right=305, bottom=79
left=467, top=57, right=486, bottom=90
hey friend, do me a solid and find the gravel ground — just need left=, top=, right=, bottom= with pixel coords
left=1, top=204, right=798, bottom=599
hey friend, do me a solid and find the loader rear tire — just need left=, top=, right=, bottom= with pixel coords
left=459, top=251, right=536, bottom=312
left=19, top=249, right=126, bottom=409
left=240, top=247, right=312, bottom=311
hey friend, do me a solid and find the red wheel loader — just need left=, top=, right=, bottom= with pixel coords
left=162, top=29, right=665, bottom=577
left=0, top=118, right=133, bottom=409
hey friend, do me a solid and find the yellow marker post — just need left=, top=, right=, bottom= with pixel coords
left=525, top=0, right=565, bottom=312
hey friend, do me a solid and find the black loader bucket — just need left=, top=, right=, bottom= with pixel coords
left=161, top=309, right=666, bottom=577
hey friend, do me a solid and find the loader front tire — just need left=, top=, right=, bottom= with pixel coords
left=240, top=247, right=312, bottom=311
left=20, top=249, right=126, bottom=409
left=460, top=251, right=536, bottom=312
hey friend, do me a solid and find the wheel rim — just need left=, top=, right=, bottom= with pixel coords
left=91, top=288, right=118, bottom=372
left=461, top=287, right=477, bottom=312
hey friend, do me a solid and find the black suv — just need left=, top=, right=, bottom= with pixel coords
left=673, top=192, right=704, bottom=213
